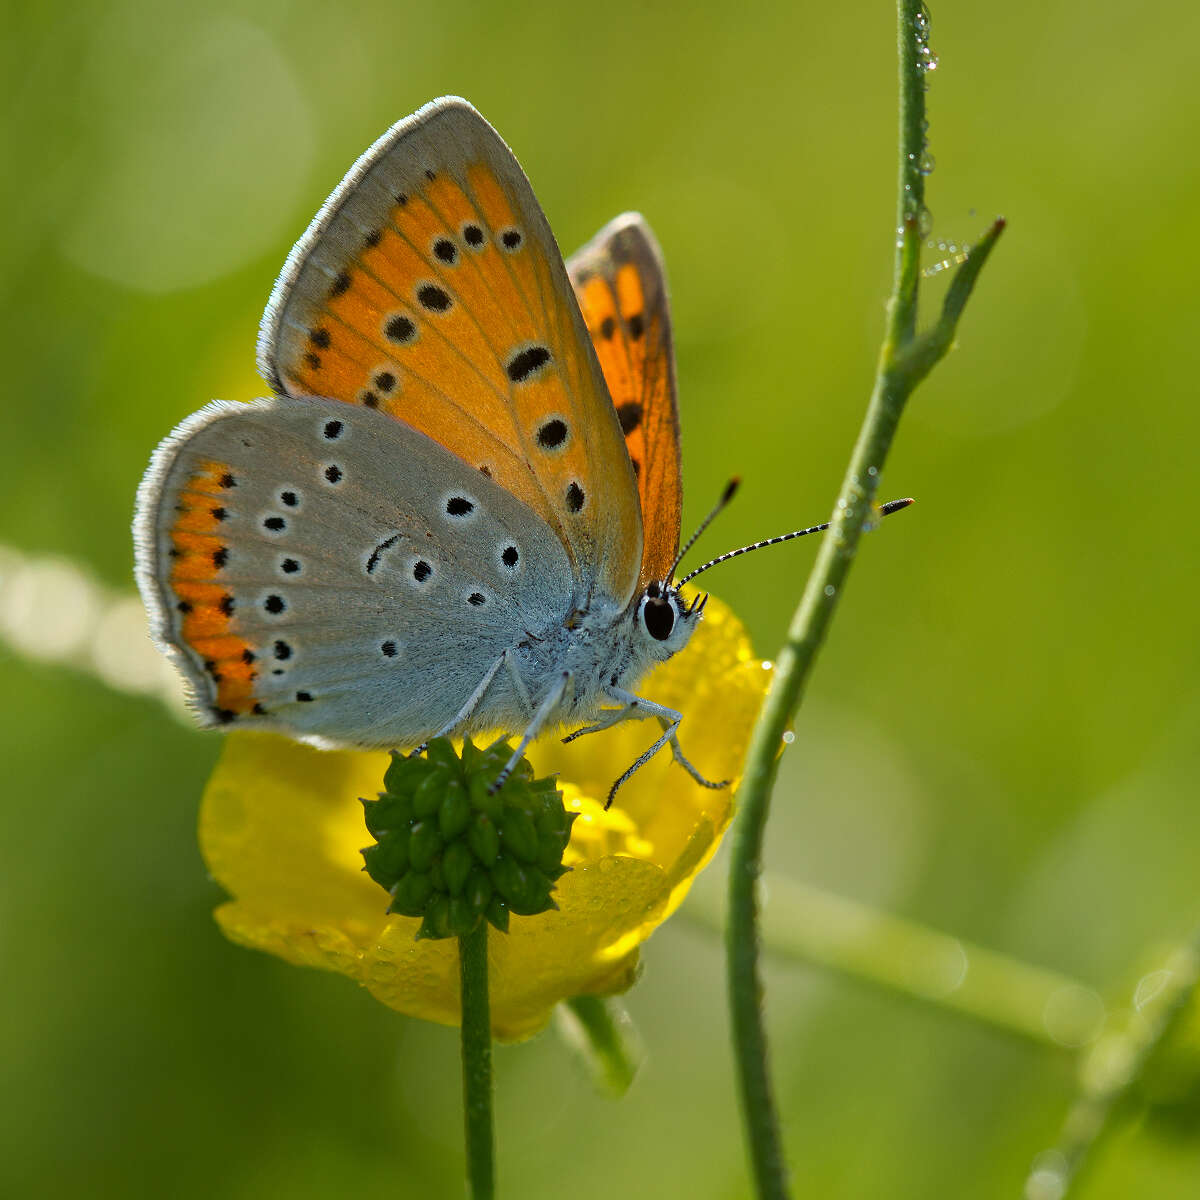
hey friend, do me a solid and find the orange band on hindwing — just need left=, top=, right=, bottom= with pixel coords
left=166, top=460, right=260, bottom=720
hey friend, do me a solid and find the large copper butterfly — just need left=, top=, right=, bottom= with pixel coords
left=134, top=97, right=724, bottom=802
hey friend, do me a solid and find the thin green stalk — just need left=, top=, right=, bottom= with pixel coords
left=725, top=3, right=1003, bottom=1196
left=460, top=921, right=494, bottom=1200
left=689, top=873, right=1104, bottom=1049
left=1026, top=928, right=1200, bottom=1200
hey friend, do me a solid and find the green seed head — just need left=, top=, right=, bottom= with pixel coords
left=362, top=737, right=572, bottom=939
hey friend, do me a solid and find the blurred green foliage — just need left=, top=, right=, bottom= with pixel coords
left=2, top=0, right=1198, bottom=1196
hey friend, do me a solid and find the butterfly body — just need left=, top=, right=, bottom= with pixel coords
left=136, top=97, right=719, bottom=800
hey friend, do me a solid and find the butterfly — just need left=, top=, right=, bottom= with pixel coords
left=134, top=96, right=726, bottom=804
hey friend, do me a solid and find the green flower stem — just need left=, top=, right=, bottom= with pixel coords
left=725, top=3, right=1004, bottom=1197
left=559, top=995, right=644, bottom=1097
left=1028, top=928, right=1200, bottom=1200
left=689, top=873, right=1103, bottom=1048
left=459, top=922, right=494, bottom=1200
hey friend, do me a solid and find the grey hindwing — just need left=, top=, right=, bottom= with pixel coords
left=137, top=394, right=575, bottom=746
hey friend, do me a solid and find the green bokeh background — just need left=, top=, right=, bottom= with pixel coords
left=3, top=1, right=1198, bottom=1196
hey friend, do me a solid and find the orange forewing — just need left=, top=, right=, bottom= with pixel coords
left=259, top=99, right=642, bottom=604
left=567, top=215, right=682, bottom=587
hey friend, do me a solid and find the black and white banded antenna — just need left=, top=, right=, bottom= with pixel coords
left=664, top=477, right=741, bottom=587
left=676, top=496, right=914, bottom=589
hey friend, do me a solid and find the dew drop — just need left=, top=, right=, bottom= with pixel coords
left=824, top=584, right=836, bottom=597
left=917, top=206, right=933, bottom=238
left=919, top=151, right=936, bottom=175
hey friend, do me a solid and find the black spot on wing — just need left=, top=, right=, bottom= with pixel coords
left=616, top=402, right=643, bottom=434
left=537, top=418, right=568, bottom=449
left=385, top=315, right=416, bottom=344
left=507, top=345, right=552, bottom=383
left=417, top=284, right=452, bottom=313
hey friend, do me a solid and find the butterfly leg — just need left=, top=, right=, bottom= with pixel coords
left=489, top=671, right=572, bottom=794
left=406, top=650, right=511, bottom=758
left=600, top=688, right=731, bottom=809
left=560, top=703, right=648, bottom=745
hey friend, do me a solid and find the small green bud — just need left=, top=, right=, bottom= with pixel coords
left=442, top=840, right=474, bottom=896
left=508, top=871, right=555, bottom=916
left=418, top=894, right=451, bottom=940
left=491, top=855, right=532, bottom=905
left=459, top=736, right=482, bottom=771
left=499, top=806, right=540, bottom=863
left=361, top=831, right=410, bottom=886
left=389, top=870, right=433, bottom=916
left=537, top=834, right=568, bottom=877
left=467, top=771, right=503, bottom=820
left=487, top=897, right=510, bottom=933
left=383, top=753, right=425, bottom=796
left=363, top=791, right=414, bottom=837
left=408, top=820, right=442, bottom=872
left=413, top=769, right=449, bottom=818
left=467, top=812, right=501, bottom=865
left=466, top=867, right=493, bottom=915
left=438, top=779, right=470, bottom=840
left=538, top=796, right=576, bottom=835
left=425, top=738, right=462, bottom=774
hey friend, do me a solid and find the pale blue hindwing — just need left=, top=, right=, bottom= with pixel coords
left=137, top=394, right=575, bottom=747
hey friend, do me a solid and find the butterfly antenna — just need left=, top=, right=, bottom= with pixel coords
left=677, top=497, right=914, bottom=587
left=666, top=477, right=741, bottom=585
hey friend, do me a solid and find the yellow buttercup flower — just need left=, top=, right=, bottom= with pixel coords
left=199, top=596, right=768, bottom=1040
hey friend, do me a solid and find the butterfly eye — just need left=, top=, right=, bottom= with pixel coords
left=642, top=597, right=675, bottom=642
